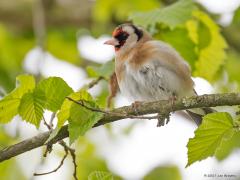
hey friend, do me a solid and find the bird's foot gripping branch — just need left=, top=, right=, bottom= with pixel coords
left=1, top=75, right=240, bottom=179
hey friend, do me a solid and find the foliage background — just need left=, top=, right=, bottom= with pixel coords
left=0, top=0, right=240, bottom=179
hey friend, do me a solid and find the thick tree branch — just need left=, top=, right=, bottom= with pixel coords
left=0, top=93, right=240, bottom=162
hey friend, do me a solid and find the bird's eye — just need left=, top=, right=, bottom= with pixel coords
left=115, top=32, right=129, bottom=41
left=121, top=33, right=128, bottom=39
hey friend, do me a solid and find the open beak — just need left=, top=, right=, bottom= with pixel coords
left=104, top=38, right=119, bottom=46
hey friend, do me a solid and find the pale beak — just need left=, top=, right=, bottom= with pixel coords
left=104, top=38, right=119, bottom=46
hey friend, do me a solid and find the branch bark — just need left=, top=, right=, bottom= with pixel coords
left=1, top=93, right=240, bottom=162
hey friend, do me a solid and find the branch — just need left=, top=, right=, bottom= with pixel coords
left=66, top=97, right=160, bottom=120
left=1, top=93, right=240, bottom=162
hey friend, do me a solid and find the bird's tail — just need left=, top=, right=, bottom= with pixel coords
left=186, top=107, right=216, bottom=126
left=186, top=89, right=216, bottom=126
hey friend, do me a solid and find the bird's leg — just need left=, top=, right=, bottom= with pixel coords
left=107, top=72, right=119, bottom=108
left=166, top=94, right=177, bottom=124
left=131, top=101, right=141, bottom=115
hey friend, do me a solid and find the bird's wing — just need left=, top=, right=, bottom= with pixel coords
left=137, top=41, right=193, bottom=86
left=142, top=40, right=193, bottom=82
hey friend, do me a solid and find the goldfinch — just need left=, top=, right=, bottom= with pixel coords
left=104, top=23, right=213, bottom=126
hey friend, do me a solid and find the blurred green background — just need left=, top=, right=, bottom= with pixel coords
left=0, top=0, right=240, bottom=180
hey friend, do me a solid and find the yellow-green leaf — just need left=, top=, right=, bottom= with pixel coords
left=57, top=90, right=103, bottom=143
left=68, top=103, right=103, bottom=144
left=215, top=131, right=240, bottom=161
left=0, top=75, right=35, bottom=123
left=57, top=90, right=93, bottom=128
left=36, top=77, right=73, bottom=112
left=18, top=89, right=46, bottom=128
left=189, top=11, right=228, bottom=81
left=187, top=112, right=235, bottom=167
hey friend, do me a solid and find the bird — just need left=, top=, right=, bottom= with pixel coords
left=104, top=23, right=213, bottom=126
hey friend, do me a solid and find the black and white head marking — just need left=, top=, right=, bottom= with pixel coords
left=113, top=24, right=143, bottom=51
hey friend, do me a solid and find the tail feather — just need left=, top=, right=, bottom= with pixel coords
left=186, top=108, right=216, bottom=126
left=187, top=89, right=216, bottom=126
left=186, top=110, right=203, bottom=126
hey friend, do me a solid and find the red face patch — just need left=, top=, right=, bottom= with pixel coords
left=112, top=27, right=123, bottom=37
left=112, top=26, right=129, bottom=51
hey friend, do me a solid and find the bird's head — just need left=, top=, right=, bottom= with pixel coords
left=104, top=23, right=144, bottom=53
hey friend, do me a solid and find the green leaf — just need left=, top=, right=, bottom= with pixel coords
left=144, top=165, right=181, bottom=180
left=189, top=11, right=228, bottom=81
left=87, top=61, right=114, bottom=79
left=0, top=98, right=20, bottom=123
left=11, top=74, right=36, bottom=98
left=196, top=21, right=211, bottom=50
left=187, top=112, right=236, bottom=167
left=57, top=90, right=103, bottom=143
left=130, top=0, right=194, bottom=29
left=68, top=100, right=103, bottom=144
left=88, top=171, right=113, bottom=180
left=36, top=77, right=73, bottom=112
left=57, top=90, right=93, bottom=127
left=18, top=89, right=46, bottom=128
left=0, top=74, right=35, bottom=123
left=215, top=131, right=240, bottom=161
left=57, top=98, right=72, bottom=128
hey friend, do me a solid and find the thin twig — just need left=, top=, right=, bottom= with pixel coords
left=70, top=149, right=77, bottom=180
left=59, top=141, right=78, bottom=180
left=66, top=97, right=110, bottom=113
left=86, top=76, right=105, bottom=89
left=49, top=112, right=56, bottom=128
left=42, top=115, right=54, bottom=156
left=43, top=144, right=52, bottom=157
left=43, top=117, right=52, bottom=130
left=34, top=145, right=68, bottom=176
left=40, top=113, right=78, bottom=179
